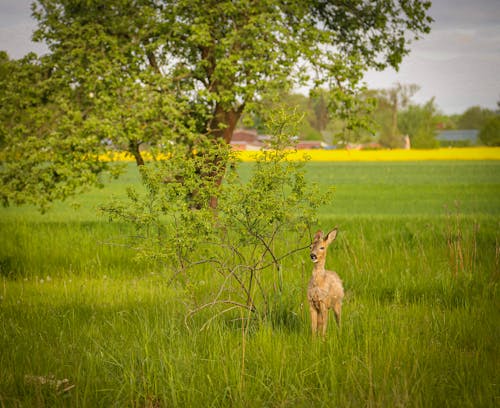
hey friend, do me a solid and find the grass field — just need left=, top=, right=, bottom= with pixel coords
left=1, top=160, right=499, bottom=407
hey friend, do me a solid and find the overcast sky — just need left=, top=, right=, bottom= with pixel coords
left=1, top=0, right=499, bottom=114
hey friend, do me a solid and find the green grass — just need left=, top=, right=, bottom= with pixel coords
left=1, top=161, right=499, bottom=407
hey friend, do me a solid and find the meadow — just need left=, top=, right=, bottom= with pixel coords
left=0, top=160, right=499, bottom=407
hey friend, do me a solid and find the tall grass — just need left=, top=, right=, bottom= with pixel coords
left=0, top=161, right=499, bottom=407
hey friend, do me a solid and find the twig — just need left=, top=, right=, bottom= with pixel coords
left=254, top=243, right=311, bottom=272
left=166, top=258, right=222, bottom=286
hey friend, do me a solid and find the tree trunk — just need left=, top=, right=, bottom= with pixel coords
left=206, top=104, right=243, bottom=208
left=390, top=100, right=399, bottom=148
left=209, top=103, right=242, bottom=143
left=129, top=140, right=145, bottom=166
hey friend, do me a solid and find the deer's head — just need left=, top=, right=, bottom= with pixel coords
left=310, top=228, right=338, bottom=264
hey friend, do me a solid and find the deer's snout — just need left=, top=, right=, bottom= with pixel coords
left=310, top=253, right=317, bottom=262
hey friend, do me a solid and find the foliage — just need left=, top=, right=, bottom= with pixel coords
left=101, top=135, right=229, bottom=267
left=376, top=83, right=420, bottom=148
left=245, top=87, right=379, bottom=145
left=31, top=0, right=186, bottom=164
left=0, top=52, right=114, bottom=211
left=244, top=92, right=323, bottom=141
left=398, top=98, right=439, bottom=148
left=479, top=116, right=500, bottom=146
left=434, top=112, right=458, bottom=130
left=309, top=89, right=330, bottom=135
left=101, top=110, right=331, bottom=319
left=457, top=105, right=496, bottom=129
left=324, top=85, right=378, bottom=145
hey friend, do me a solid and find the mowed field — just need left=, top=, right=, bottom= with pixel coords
left=0, top=159, right=499, bottom=407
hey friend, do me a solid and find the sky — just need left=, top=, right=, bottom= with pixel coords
left=0, top=0, right=499, bottom=115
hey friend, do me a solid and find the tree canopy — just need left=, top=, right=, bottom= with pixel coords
left=0, top=0, right=433, bottom=209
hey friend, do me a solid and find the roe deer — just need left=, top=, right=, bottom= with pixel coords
left=307, top=228, right=344, bottom=336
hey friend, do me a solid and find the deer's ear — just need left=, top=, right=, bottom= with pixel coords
left=324, top=228, right=338, bottom=245
left=314, top=230, right=324, bottom=241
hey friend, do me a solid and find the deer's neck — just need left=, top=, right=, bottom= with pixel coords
left=312, top=260, right=327, bottom=277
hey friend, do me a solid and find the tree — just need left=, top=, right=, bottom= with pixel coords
left=478, top=116, right=500, bottom=146
left=309, top=87, right=378, bottom=146
left=2, top=0, right=432, bottom=209
left=457, top=106, right=495, bottom=130
left=377, top=83, right=420, bottom=148
left=434, top=112, right=458, bottom=130
left=398, top=98, right=439, bottom=148
left=310, top=90, right=330, bottom=134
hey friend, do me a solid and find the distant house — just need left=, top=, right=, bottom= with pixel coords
left=437, top=130, right=479, bottom=146
left=295, top=140, right=325, bottom=149
left=231, top=129, right=264, bottom=150
left=232, top=129, right=259, bottom=144
left=231, top=128, right=331, bottom=150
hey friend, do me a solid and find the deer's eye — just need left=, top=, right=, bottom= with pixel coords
left=320, top=247, right=325, bottom=250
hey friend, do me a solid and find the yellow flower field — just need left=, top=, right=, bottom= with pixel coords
left=102, top=147, right=500, bottom=162
left=238, top=147, right=500, bottom=162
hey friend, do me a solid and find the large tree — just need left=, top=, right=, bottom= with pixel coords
left=1, top=0, right=432, bottom=209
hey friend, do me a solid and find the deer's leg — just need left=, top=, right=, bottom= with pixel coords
left=333, top=301, right=342, bottom=328
left=317, top=303, right=328, bottom=336
left=318, top=303, right=328, bottom=337
left=309, top=303, right=318, bottom=335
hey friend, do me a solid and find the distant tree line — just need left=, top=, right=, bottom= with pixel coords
left=245, top=85, right=500, bottom=148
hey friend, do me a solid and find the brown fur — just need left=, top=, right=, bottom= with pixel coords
left=307, top=228, right=344, bottom=336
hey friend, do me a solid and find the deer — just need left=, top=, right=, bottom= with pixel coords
left=307, top=228, right=344, bottom=337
